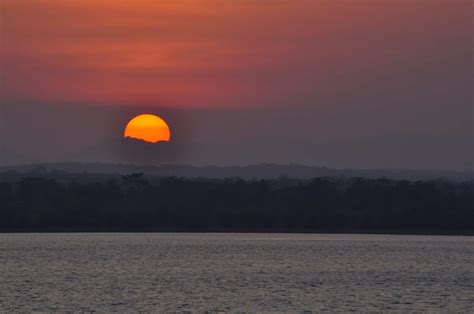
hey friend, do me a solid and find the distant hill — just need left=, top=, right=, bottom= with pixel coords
left=1, top=162, right=472, bottom=182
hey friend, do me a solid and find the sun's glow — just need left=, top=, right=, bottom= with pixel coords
left=124, top=114, right=171, bottom=143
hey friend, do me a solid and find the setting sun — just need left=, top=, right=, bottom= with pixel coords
left=124, top=114, right=171, bottom=143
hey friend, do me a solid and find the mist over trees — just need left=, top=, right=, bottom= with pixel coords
left=0, top=172, right=472, bottom=234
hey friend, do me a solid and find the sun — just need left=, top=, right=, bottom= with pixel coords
left=124, top=114, right=171, bottom=143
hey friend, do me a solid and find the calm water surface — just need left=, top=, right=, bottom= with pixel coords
left=0, top=233, right=473, bottom=312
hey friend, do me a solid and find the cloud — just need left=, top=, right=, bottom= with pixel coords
left=2, top=0, right=471, bottom=107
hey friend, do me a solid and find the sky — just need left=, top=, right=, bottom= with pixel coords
left=0, top=0, right=472, bottom=169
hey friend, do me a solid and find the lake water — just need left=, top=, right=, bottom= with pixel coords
left=0, top=233, right=473, bottom=312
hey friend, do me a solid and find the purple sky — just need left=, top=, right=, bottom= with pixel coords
left=0, top=0, right=472, bottom=169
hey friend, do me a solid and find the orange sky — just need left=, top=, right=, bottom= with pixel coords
left=2, top=0, right=470, bottom=108
left=0, top=1, right=472, bottom=169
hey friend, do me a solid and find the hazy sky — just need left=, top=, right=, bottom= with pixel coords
left=0, top=0, right=472, bottom=169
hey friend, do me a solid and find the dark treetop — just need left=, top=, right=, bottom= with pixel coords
left=0, top=173, right=472, bottom=234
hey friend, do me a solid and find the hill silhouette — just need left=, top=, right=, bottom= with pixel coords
left=1, top=162, right=472, bottom=182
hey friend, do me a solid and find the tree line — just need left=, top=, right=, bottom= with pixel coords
left=0, top=173, right=472, bottom=234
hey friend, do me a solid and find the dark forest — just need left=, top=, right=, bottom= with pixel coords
left=0, top=173, right=472, bottom=234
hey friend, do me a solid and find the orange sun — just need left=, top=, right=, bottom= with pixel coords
left=124, top=114, right=171, bottom=143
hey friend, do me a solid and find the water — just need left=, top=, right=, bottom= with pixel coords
left=0, top=233, right=472, bottom=312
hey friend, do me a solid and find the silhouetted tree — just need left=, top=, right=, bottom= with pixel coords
left=0, top=172, right=472, bottom=233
